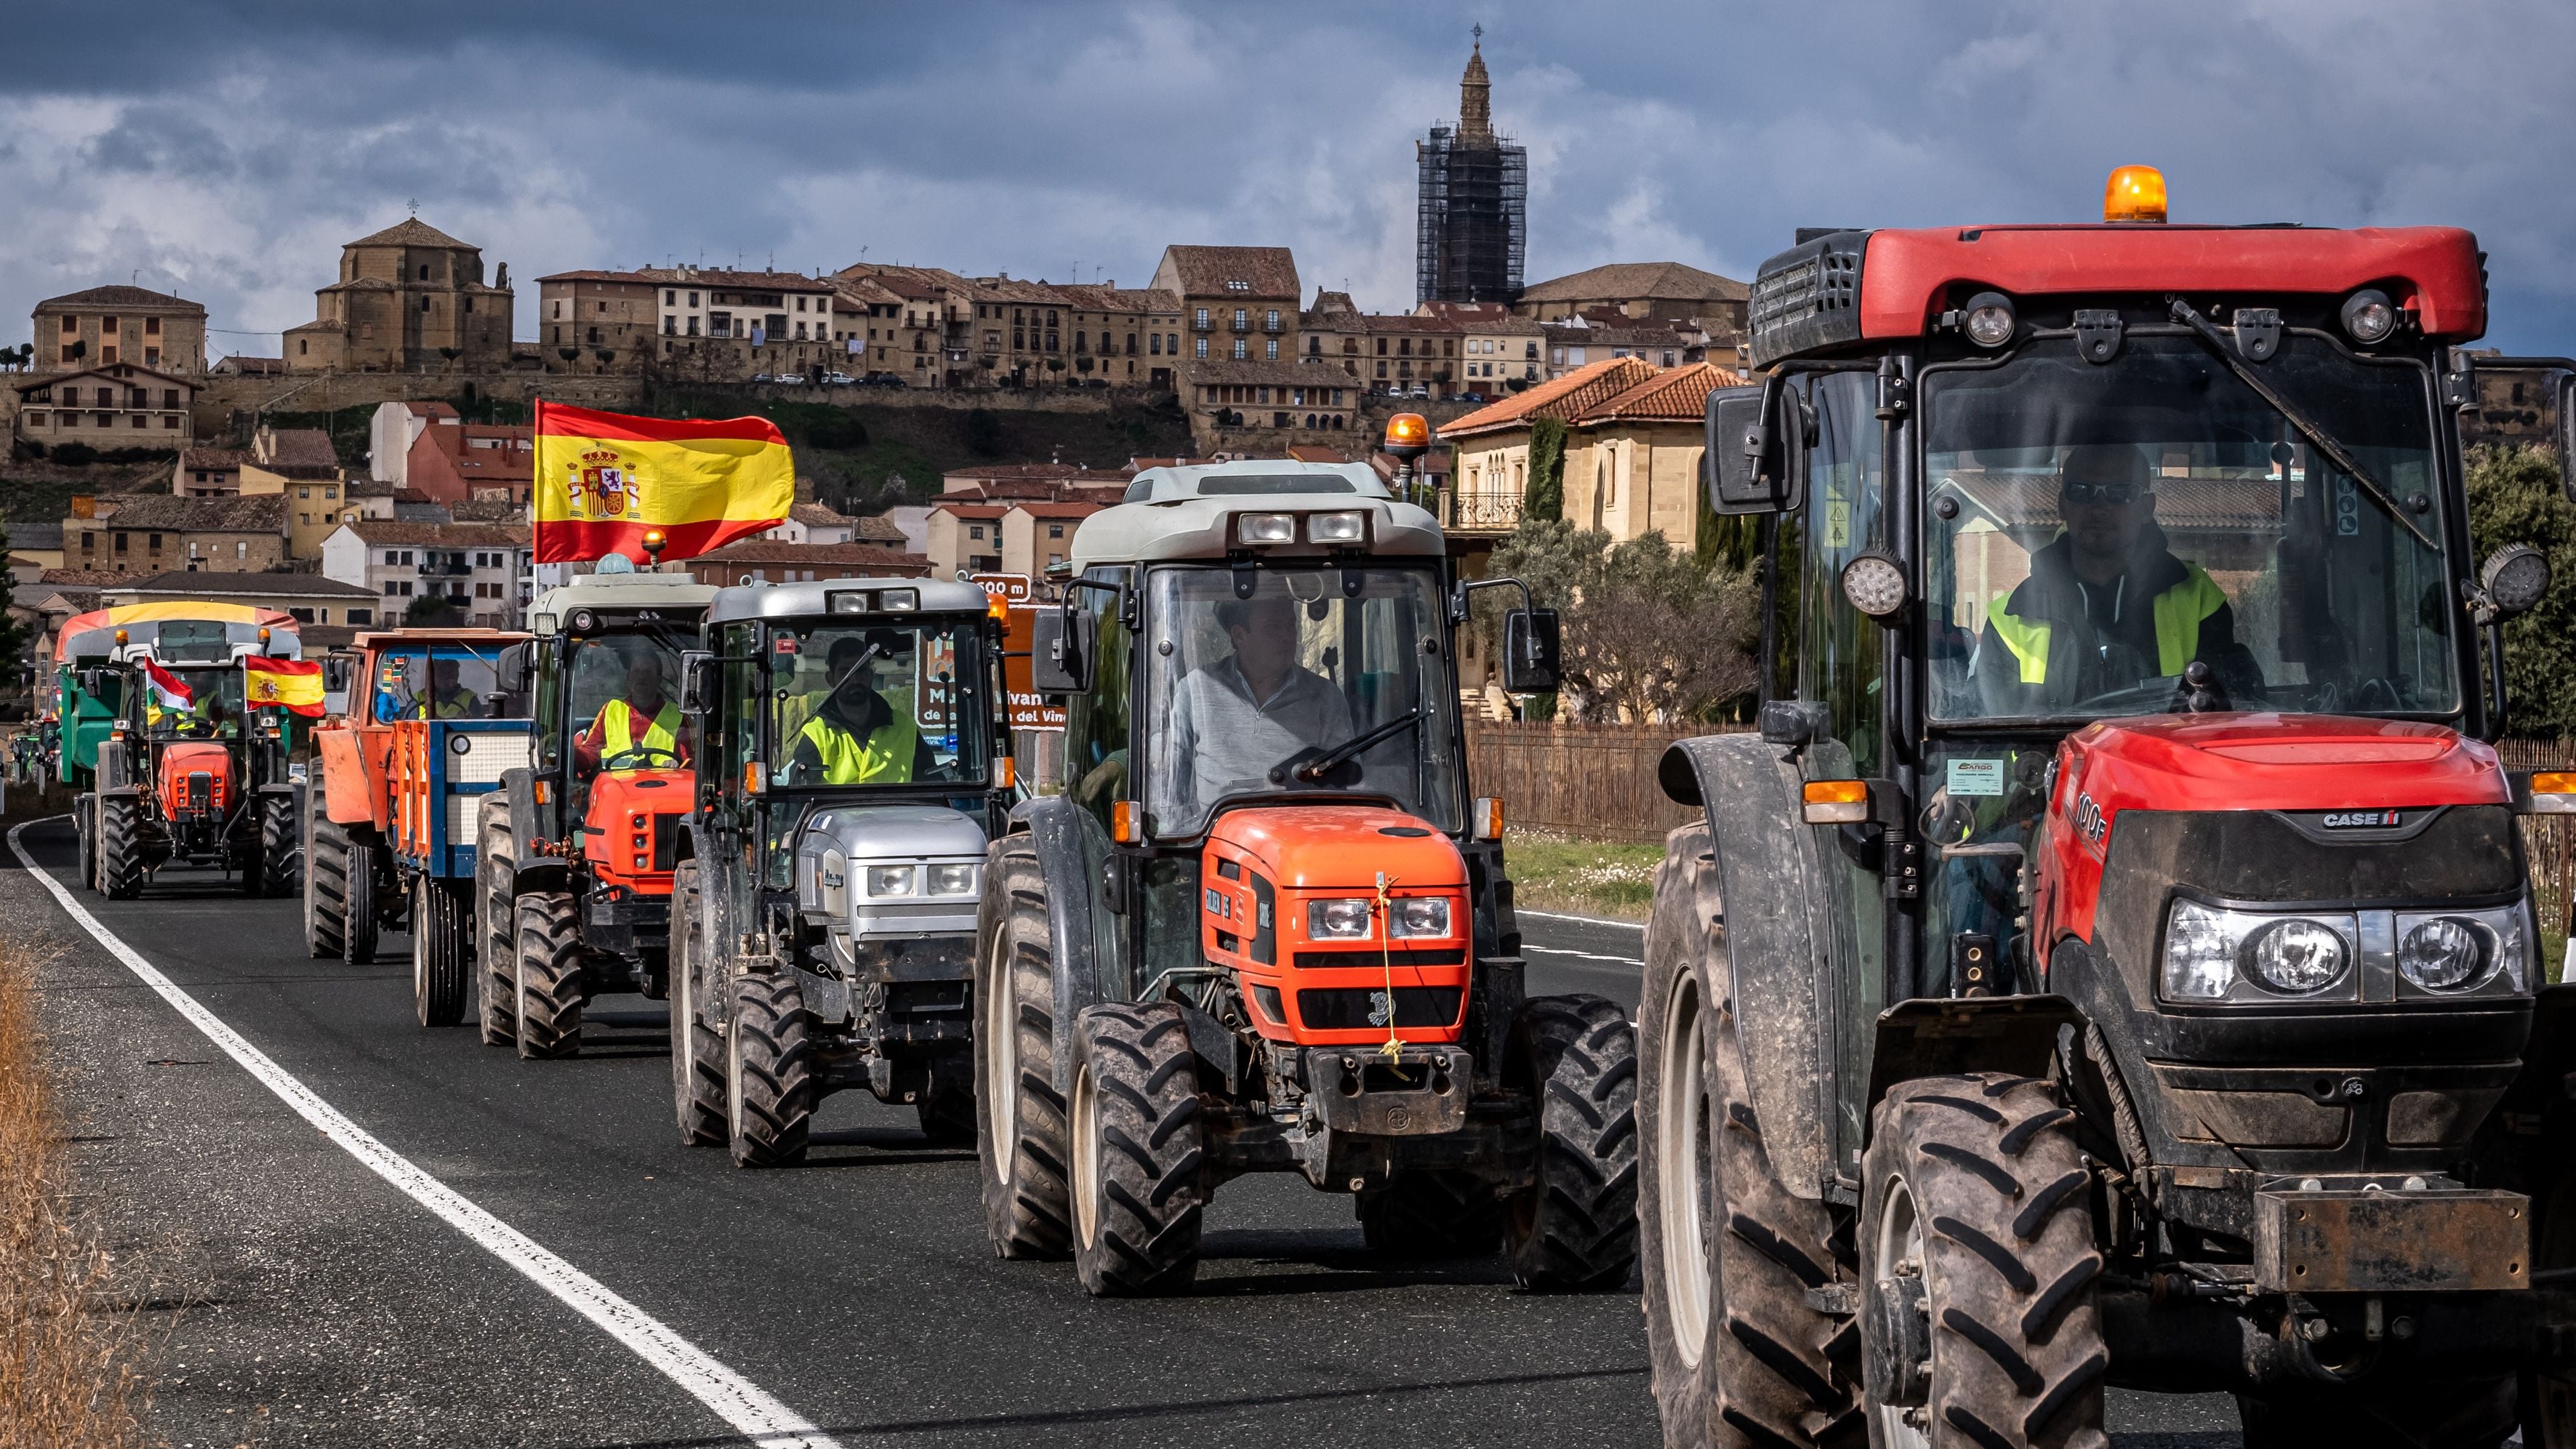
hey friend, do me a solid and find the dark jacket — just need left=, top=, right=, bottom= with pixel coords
left=1974, top=526, right=2259, bottom=715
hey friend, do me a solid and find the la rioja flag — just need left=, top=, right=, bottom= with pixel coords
left=531, top=401, right=795, bottom=565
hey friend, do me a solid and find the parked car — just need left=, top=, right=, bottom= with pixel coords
left=821, top=372, right=856, bottom=385
left=1406, top=385, right=1430, bottom=399
left=751, top=372, right=776, bottom=383
left=772, top=374, right=806, bottom=385
left=864, top=374, right=907, bottom=388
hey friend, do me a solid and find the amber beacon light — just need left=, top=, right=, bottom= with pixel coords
left=2103, top=165, right=2168, bottom=224
left=1383, top=412, right=1431, bottom=457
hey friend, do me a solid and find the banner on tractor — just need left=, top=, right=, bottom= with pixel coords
left=531, top=400, right=795, bottom=564
left=244, top=656, right=326, bottom=717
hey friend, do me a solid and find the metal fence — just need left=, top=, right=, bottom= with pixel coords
left=1469, top=724, right=2576, bottom=940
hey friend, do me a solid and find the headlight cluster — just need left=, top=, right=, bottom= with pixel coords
left=1304, top=896, right=1453, bottom=941
left=861, top=862, right=980, bottom=898
left=2161, top=899, right=2530, bottom=1003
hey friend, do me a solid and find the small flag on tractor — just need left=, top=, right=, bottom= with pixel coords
left=531, top=400, right=795, bottom=565
left=244, top=656, right=326, bottom=717
left=142, top=659, right=192, bottom=713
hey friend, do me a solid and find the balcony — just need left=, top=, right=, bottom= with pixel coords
left=1443, top=489, right=1525, bottom=535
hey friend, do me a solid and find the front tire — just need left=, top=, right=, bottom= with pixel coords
left=726, top=972, right=811, bottom=1168
left=260, top=794, right=298, bottom=899
left=306, top=798, right=348, bottom=959
left=1640, top=822, right=1858, bottom=1447
left=1862, top=1074, right=2105, bottom=1449
left=1503, top=993, right=1640, bottom=1291
left=1068, top=1002, right=1203, bottom=1296
left=342, top=841, right=379, bottom=965
left=413, top=876, right=468, bottom=1027
left=476, top=809, right=516, bottom=1047
left=669, top=862, right=725, bottom=1147
left=513, top=892, right=582, bottom=1059
left=974, top=835, right=1072, bottom=1259
left=97, top=795, right=145, bottom=901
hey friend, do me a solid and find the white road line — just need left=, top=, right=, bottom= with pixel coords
left=6, top=820, right=841, bottom=1449
left=1516, top=907, right=1647, bottom=931
left=1525, top=944, right=1645, bottom=966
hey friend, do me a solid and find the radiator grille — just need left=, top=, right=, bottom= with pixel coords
left=1297, top=987, right=1463, bottom=1032
left=449, top=731, right=534, bottom=784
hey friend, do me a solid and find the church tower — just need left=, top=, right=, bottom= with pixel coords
left=1416, top=30, right=1528, bottom=306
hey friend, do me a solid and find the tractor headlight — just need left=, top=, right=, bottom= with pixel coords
left=1236, top=513, right=1296, bottom=545
left=2398, top=916, right=2492, bottom=991
left=2244, top=918, right=2349, bottom=995
left=1307, top=898, right=1372, bottom=939
left=866, top=864, right=915, bottom=897
left=1389, top=896, right=1451, bottom=939
left=926, top=862, right=977, bottom=896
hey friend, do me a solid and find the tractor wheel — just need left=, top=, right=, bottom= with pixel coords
left=74, top=793, right=95, bottom=892
left=260, top=794, right=298, bottom=899
left=1359, top=1171, right=1504, bottom=1259
left=1502, top=993, right=1640, bottom=1291
left=97, top=795, right=145, bottom=902
left=1067, top=1001, right=1203, bottom=1296
left=476, top=809, right=516, bottom=1047
left=974, top=835, right=1072, bottom=1259
left=306, top=798, right=348, bottom=959
left=668, top=862, right=725, bottom=1147
left=413, top=877, right=468, bottom=1028
left=915, top=1051, right=976, bottom=1146
left=726, top=971, right=811, bottom=1168
left=513, top=891, right=583, bottom=1059
left=1861, top=1074, right=2105, bottom=1449
left=342, top=842, right=380, bottom=966
left=1639, top=822, right=1860, bottom=1448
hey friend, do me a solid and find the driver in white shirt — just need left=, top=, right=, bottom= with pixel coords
left=1165, top=596, right=1351, bottom=822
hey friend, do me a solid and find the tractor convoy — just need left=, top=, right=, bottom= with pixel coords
left=39, top=166, right=2576, bottom=1447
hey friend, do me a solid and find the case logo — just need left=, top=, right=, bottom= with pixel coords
left=2322, top=810, right=2402, bottom=829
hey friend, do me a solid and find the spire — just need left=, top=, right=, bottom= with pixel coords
left=1458, top=28, right=1493, bottom=145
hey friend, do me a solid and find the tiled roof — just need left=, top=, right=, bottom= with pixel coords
left=930, top=503, right=1011, bottom=521
left=1415, top=301, right=1512, bottom=324
left=39, top=569, right=128, bottom=586
left=1437, top=356, right=1658, bottom=438
left=337, top=521, right=529, bottom=547
left=1577, top=362, right=1744, bottom=425
left=113, top=570, right=377, bottom=598
left=35, top=284, right=206, bottom=314
left=851, top=514, right=907, bottom=544
left=1055, top=285, right=1179, bottom=315
left=215, top=355, right=285, bottom=374
left=8, top=522, right=64, bottom=550
left=446, top=499, right=521, bottom=523
left=1360, top=313, right=1463, bottom=334
left=1178, top=359, right=1352, bottom=390
left=1156, top=246, right=1300, bottom=300
left=1010, top=502, right=1104, bottom=520
left=348, top=217, right=475, bottom=250
left=260, top=429, right=340, bottom=470
left=1284, top=445, right=1354, bottom=463
left=17, top=362, right=196, bottom=397
left=87, top=493, right=288, bottom=532
left=1519, top=261, right=1749, bottom=305
left=788, top=502, right=854, bottom=526
left=942, top=463, right=1110, bottom=485
left=405, top=401, right=461, bottom=419
left=181, top=447, right=254, bottom=470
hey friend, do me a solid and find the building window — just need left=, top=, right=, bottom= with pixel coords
left=1048, top=523, right=1064, bottom=538
left=1193, top=308, right=1209, bottom=331
left=1195, top=337, right=1208, bottom=360
left=347, top=608, right=372, bottom=626
left=1264, top=310, right=1280, bottom=332
left=1232, top=339, right=1247, bottom=360
left=1264, top=340, right=1278, bottom=361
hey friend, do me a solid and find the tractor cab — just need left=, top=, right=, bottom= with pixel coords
left=1639, top=169, right=2576, bottom=1445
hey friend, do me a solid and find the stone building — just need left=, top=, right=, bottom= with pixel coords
left=60, top=492, right=290, bottom=574
left=12, top=364, right=196, bottom=451
left=284, top=218, right=515, bottom=373
left=1513, top=260, right=1749, bottom=343
left=30, top=285, right=207, bottom=374
left=1437, top=356, right=1744, bottom=546
left=1149, top=246, right=1301, bottom=366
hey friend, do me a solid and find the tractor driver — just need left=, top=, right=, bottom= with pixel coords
left=1975, top=443, right=2261, bottom=714
left=786, top=633, right=936, bottom=784
left=574, top=650, right=690, bottom=776
left=425, top=659, right=480, bottom=718
left=1165, top=595, right=1352, bottom=819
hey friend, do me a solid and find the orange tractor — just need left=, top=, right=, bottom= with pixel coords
left=976, top=440, right=1634, bottom=1296
left=305, top=629, right=530, bottom=989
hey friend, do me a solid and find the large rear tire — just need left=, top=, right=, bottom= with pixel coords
left=306, top=797, right=347, bottom=959
left=97, top=795, right=145, bottom=901
left=1503, top=993, right=1640, bottom=1291
left=413, top=876, right=468, bottom=1028
left=1862, top=1074, right=2106, bottom=1449
left=260, top=794, right=298, bottom=899
left=1640, top=822, right=1860, bottom=1447
left=726, top=971, right=811, bottom=1168
left=342, top=841, right=379, bottom=966
left=974, top=835, right=1072, bottom=1259
left=669, top=862, right=725, bottom=1147
left=475, top=809, right=516, bottom=1047
left=1067, top=1001, right=1203, bottom=1296
left=513, top=892, right=582, bottom=1059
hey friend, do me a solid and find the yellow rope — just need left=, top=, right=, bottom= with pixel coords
left=1375, top=870, right=1403, bottom=1060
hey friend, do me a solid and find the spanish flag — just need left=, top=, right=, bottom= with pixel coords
left=243, top=657, right=326, bottom=717
left=531, top=401, right=795, bottom=564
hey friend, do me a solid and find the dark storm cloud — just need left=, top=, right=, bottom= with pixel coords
left=4, top=0, right=2572, bottom=353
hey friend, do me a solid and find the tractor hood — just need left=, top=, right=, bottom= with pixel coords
left=1208, top=803, right=1467, bottom=892
left=157, top=740, right=233, bottom=819
left=2059, top=713, right=2507, bottom=828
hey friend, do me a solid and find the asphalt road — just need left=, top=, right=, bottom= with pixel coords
left=10, top=819, right=2244, bottom=1448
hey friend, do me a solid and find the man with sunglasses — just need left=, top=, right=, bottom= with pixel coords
left=1976, top=442, right=2259, bottom=713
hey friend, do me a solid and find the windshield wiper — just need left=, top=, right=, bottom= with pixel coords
left=1271, top=710, right=1421, bottom=785
left=2166, top=297, right=2436, bottom=550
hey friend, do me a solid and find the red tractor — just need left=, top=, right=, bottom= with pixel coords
left=1637, top=167, right=2576, bottom=1447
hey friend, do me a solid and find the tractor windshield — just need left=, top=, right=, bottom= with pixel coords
left=151, top=665, right=246, bottom=739
left=1922, top=334, right=2457, bottom=722
left=564, top=634, right=690, bottom=778
left=767, top=617, right=986, bottom=787
left=1143, top=565, right=1462, bottom=837
left=371, top=646, right=505, bottom=721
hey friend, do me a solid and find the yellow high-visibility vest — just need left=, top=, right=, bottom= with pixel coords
left=1988, top=563, right=2227, bottom=684
left=599, top=698, right=682, bottom=763
left=798, top=711, right=919, bottom=784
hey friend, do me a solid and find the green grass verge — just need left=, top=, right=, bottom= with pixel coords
left=1504, top=830, right=1664, bottom=923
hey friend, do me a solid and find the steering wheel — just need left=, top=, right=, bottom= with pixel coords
left=601, top=745, right=684, bottom=772
left=2349, top=676, right=2406, bottom=713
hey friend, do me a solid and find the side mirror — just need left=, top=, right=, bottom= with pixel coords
left=321, top=655, right=353, bottom=694
left=1706, top=377, right=1806, bottom=515
left=1759, top=699, right=1829, bottom=746
left=1030, top=607, right=1096, bottom=694
left=496, top=641, right=532, bottom=694
left=678, top=649, right=715, bottom=714
left=1501, top=608, right=1560, bottom=694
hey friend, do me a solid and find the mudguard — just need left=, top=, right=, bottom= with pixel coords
left=1659, top=733, right=1839, bottom=1200
left=492, top=767, right=564, bottom=894
left=1011, top=794, right=1123, bottom=1096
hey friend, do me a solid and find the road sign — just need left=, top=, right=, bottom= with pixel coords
left=971, top=572, right=1030, bottom=603
left=1000, top=603, right=1065, bottom=731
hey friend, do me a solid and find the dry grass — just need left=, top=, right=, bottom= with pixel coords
left=0, top=939, right=148, bottom=1448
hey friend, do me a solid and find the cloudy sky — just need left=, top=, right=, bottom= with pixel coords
left=5, top=0, right=2573, bottom=357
